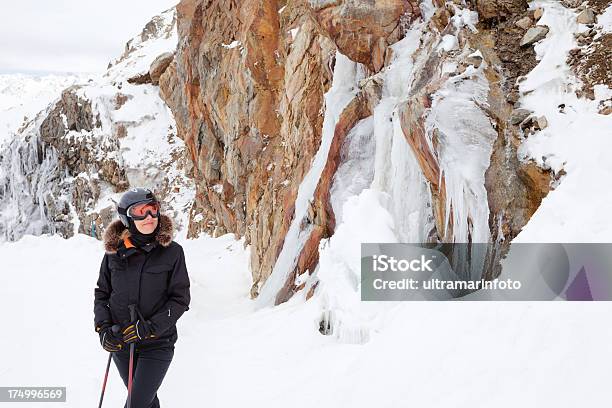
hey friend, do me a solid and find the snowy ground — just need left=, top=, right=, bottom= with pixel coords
left=1, top=233, right=611, bottom=407
left=515, top=0, right=612, bottom=242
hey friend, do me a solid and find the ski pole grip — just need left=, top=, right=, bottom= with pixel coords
left=111, top=324, right=121, bottom=334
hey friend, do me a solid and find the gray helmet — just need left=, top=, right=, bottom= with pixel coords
left=117, top=187, right=158, bottom=227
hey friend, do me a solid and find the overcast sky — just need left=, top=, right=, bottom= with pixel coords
left=0, top=0, right=178, bottom=75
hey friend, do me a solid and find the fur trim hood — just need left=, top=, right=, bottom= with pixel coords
left=103, top=214, right=174, bottom=254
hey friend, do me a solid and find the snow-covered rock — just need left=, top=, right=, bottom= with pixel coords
left=514, top=0, right=612, bottom=242
left=520, top=25, right=550, bottom=46
left=149, top=52, right=174, bottom=85
left=0, top=73, right=86, bottom=146
left=105, top=8, right=177, bottom=83
left=0, top=7, right=193, bottom=242
left=576, top=8, right=596, bottom=24
left=516, top=15, right=534, bottom=29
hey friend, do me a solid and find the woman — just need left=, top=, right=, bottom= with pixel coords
left=93, top=187, right=190, bottom=408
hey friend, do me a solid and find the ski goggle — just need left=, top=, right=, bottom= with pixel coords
left=127, top=201, right=160, bottom=220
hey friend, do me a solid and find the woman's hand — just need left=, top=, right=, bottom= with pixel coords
left=96, top=323, right=124, bottom=352
left=121, top=319, right=156, bottom=344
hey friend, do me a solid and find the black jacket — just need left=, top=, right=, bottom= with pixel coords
left=93, top=214, right=190, bottom=351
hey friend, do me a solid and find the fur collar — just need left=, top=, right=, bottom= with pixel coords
left=103, top=214, right=174, bottom=254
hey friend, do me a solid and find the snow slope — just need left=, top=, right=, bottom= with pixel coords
left=0, top=234, right=611, bottom=407
left=105, top=7, right=177, bottom=82
left=515, top=1, right=612, bottom=242
left=0, top=73, right=86, bottom=146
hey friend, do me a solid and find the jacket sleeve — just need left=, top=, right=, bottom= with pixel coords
left=149, top=246, right=191, bottom=336
left=94, top=254, right=113, bottom=331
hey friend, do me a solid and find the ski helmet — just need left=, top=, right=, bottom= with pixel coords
left=117, top=187, right=159, bottom=227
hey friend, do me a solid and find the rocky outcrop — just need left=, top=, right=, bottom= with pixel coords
left=476, top=0, right=528, bottom=24
left=0, top=0, right=569, bottom=310
left=40, top=87, right=128, bottom=191
left=160, top=0, right=339, bottom=293
left=275, top=76, right=382, bottom=304
left=159, top=0, right=435, bottom=296
left=40, top=87, right=97, bottom=138
left=127, top=73, right=152, bottom=85
left=307, top=0, right=420, bottom=72
left=161, top=0, right=559, bottom=304
left=36, top=86, right=134, bottom=238
left=112, top=9, right=177, bottom=68
left=567, top=5, right=612, bottom=100
left=576, top=8, right=596, bottom=24
left=149, top=52, right=174, bottom=85
left=478, top=52, right=551, bottom=246
left=520, top=26, right=549, bottom=46
left=105, top=8, right=177, bottom=84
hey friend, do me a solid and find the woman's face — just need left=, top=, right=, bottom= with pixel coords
left=134, top=213, right=158, bottom=234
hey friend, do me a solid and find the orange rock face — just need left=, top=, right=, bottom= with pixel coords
left=162, top=0, right=551, bottom=303
left=308, top=0, right=420, bottom=72
left=275, top=79, right=383, bottom=304
left=160, top=0, right=339, bottom=294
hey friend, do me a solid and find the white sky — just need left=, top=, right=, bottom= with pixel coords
left=0, top=0, right=178, bottom=74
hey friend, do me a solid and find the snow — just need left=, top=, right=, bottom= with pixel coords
left=450, top=4, right=479, bottom=32
left=91, top=83, right=178, bottom=171
left=105, top=8, right=177, bottom=82
left=221, top=40, right=241, bottom=49
left=212, top=183, right=224, bottom=194
left=307, top=0, right=338, bottom=7
left=515, top=0, right=612, bottom=242
left=1, top=233, right=612, bottom=406
left=599, top=5, right=612, bottom=32
left=255, top=52, right=365, bottom=307
left=437, top=34, right=458, bottom=52
left=419, top=0, right=436, bottom=23
left=426, top=64, right=497, bottom=244
left=316, top=189, right=398, bottom=343
left=468, top=49, right=484, bottom=59
left=371, top=28, right=428, bottom=244
left=301, top=16, right=497, bottom=343
left=372, top=17, right=495, bottom=247
left=0, top=103, right=67, bottom=240
left=289, top=27, right=300, bottom=40
left=0, top=73, right=87, bottom=146
left=329, top=117, right=376, bottom=224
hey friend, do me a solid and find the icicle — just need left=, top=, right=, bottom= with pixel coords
left=255, top=52, right=364, bottom=308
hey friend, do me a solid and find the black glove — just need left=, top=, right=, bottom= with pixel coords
left=96, top=322, right=124, bottom=352
left=121, top=319, right=156, bottom=344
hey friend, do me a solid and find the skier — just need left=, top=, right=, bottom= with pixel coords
left=93, top=187, right=191, bottom=408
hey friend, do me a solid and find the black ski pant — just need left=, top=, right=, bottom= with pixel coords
left=112, top=346, right=174, bottom=408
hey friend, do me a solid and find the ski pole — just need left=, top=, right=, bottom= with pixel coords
left=127, top=305, right=137, bottom=408
left=97, top=354, right=112, bottom=408
left=98, top=324, right=121, bottom=408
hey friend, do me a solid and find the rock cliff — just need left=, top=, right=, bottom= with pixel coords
left=160, top=0, right=555, bottom=303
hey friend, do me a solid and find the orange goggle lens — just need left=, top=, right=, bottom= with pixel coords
left=128, top=201, right=160, bottom=219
